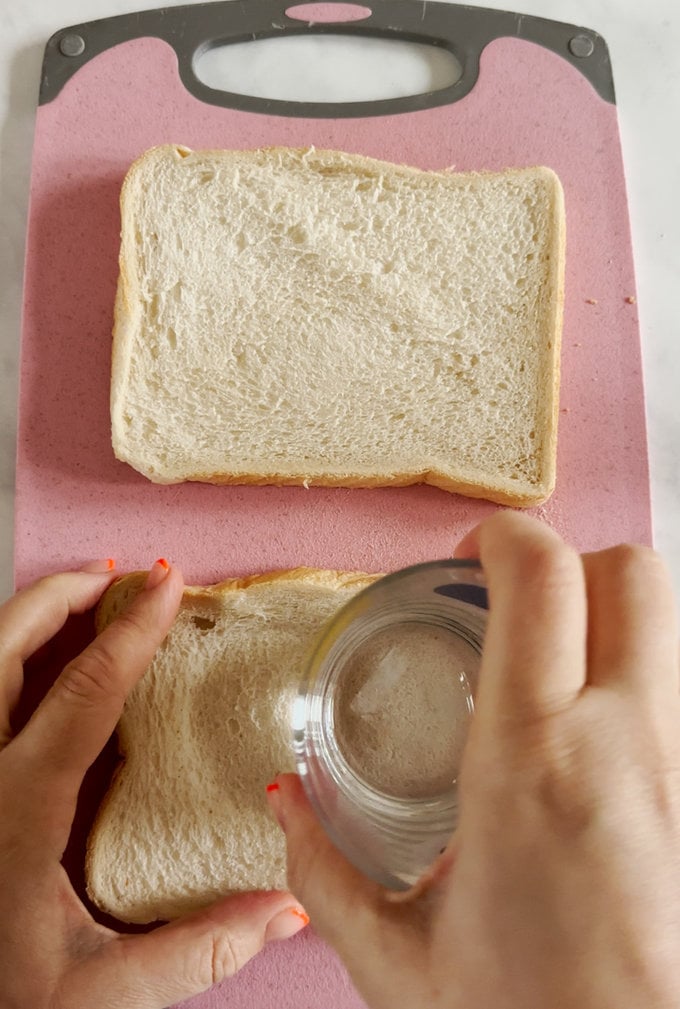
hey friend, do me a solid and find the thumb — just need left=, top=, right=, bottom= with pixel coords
left=77, top=891, right=309, bottom=1007
left=266, top=774, right=381, bottom=947
left=267, top=774, right=426, bottom=1006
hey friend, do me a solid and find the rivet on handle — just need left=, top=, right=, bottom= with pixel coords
left=59, top=34, right=86, bottom=57
left=568, top=34, right=595, bottom=59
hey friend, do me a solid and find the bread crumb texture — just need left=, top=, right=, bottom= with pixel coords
left=87, top=569, right=378, bottom=923
left=111, top=146, right=565, bottom=505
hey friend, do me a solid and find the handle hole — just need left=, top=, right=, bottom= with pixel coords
left=286, top=3, right=372, bottom=22
left=194, top=35, right=462, bottom=104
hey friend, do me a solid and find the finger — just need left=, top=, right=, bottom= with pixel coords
left=454, top=513, right=518, bottom=560
left=80, top=558, right=117, bottom=574
left=582, top=544, right=679, bottom=695
left=267, top=774, right=427, bottom=1009
left=0, top=565, right=119, bottom=747
left=64, top=891, right=308, bottom=1009
left=474, top=512, right=587, bottom=722
left=453, top=524, right=483, bottom=559
left=0, top=564, right=118, bottom=664
left=16, top=561, right=183, bottom=812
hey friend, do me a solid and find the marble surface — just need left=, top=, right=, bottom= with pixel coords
left=1, top=0, right=679, bottom=603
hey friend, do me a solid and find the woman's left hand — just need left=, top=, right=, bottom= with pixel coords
left=0, top=560, right=308, bottom=1009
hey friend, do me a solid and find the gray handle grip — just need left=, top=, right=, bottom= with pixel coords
left=41, top=0, right=614, bottom=113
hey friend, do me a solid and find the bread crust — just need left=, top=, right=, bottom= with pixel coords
left=94, top=565, right=381, bottom=633
left=131, top=467, right=554, bottom=507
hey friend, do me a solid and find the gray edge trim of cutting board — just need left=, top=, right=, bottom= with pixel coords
left=39, top=0, right=615, bottom=117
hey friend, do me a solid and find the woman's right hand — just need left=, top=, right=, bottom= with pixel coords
left=269, top=511, right=680, bottom=1009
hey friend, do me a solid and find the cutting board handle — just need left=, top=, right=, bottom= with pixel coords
left=41, top=0, right=614, bottom=115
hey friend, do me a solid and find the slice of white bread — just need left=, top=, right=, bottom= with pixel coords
left=86, top=568, right=379, bottom=924
left=111, top=145, right=565, bottom=506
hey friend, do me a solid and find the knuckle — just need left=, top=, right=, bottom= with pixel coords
left=515, top=713, right=614, bottom=830
left=31, top=572, right=66, bottom=594
left=0, top=580, right=63, bottom=660
left=109, top=605, right=149, bottom=639
left=208, top=931, right=240, bottom=983
left=533, top=761, right=599, bottom=834
left=29, top=574, right=75, bottom=614
left=59, top=648, right=122, bottom=708
left=483, top=513, right=582, bottom=596
left=510, top=688, right=577, bottom=728
left=474, top=702, right=582, bottom=780
left=476, top=725, right=604, bottom=835
left=603, top=542, right=666, bottom=580
left=520, top=538, right=581, bottom=593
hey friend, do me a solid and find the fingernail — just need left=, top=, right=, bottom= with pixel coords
left=265, top=780, right=285, bottom=829
left=145, top=558, right=171, bottom=590
left=81, top=558, right=116, bottom=573
left=264, top=906, right=310, bottom=943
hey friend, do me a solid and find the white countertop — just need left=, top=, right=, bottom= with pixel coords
left=1, top=0, right=679, bottom=603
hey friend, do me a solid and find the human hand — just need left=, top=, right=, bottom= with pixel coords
left=268, top=512, right=680, bottom=1009
left=0, top=560, right=308, bottom=1009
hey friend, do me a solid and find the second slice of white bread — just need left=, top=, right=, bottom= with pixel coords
left=86, top=568, right=378, bottom=924
left=111, top=145, right=565, bottom=506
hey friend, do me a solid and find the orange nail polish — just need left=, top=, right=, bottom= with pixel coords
left=264, top=905, right=309, bottom=943
left=145, top=558, right=172, bottom=591
left=265, top=780, right=285, bottom=829
left=80, top=558, right=117, bottom=574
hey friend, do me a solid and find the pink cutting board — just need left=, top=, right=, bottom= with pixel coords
left=15, top=3, right=650, bottom=1007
